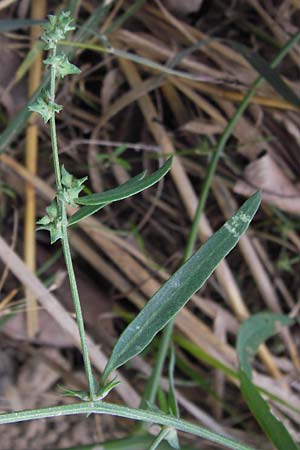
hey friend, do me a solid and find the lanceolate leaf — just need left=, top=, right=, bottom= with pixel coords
left=237, top=313, right=297, bottom=450
left=101, top=191, right=261, bottom=382
left=68, top=204, right=106, bottom=226
left=76, top=158, right=172, bottom=206
left=240, top=371, right=298, bottom=450
left=237, top=312, right=293, bottom=378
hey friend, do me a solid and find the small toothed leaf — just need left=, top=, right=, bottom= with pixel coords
left=29, top=95, right=62, bottom=123
left=44, top=54, right=80, bottom=78
left=45, top=200, right=59, bottom=220
left=60, top=165, right=87, bottom=206
left=165, top=427, right=180, bottom=449
left=61, top=165, right=74, bottom=188
left=60, top=388, right=90, bottom=401
left=36, top=200, right=62, bottom=244
left=96, top=377, right=120, bottom=400
left=36, top=215, right=51, bottom=226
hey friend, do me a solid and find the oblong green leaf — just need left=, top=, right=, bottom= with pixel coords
left=68, top=204, right=105, bottom=226
left=237, top=313, right=297, bottom=450
left=101, top=191, right=261, bottom=382
left=76, top=158, right=172, bottom=206
left=240, top=371, right=298, bottom=450
left=237, top=312, right=293, bottom=378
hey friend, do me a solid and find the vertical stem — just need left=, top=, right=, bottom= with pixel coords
left=49, top=47, right=62, bottom=190
left=48, top=45, right=96, bottom=400
left=140, top=321, right=174, bottom=409
left=60, top=208, right=96, bottom=399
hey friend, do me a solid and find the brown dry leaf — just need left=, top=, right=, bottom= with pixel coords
left=235, top=153, right=300, bottom=214
left=164, top=0, right=203, bottom=15
left=2, top=310, right=75, bottom=347
left=56, top=264, right=114, bottom=340
left=101, top=68, right=122, bottom=112
left=1, top=242, right=113, bottom=347
left=17, top=349, right=70, bottom=400
left=181, top=118, right=224, bottom=135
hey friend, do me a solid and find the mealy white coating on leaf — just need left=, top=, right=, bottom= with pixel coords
left=239, top=212, right=251, bottom=223
left=224, top=221, right=239, bottom=238
left=224, top=210, right=251, bottom=238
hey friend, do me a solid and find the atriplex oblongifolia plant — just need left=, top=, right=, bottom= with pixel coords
left=4, top=10, right=265, bottom=450
left=29, top=11, right=111, bottom=402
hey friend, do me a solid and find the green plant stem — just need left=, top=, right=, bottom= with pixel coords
left=147, top=427, right=171, bottom=450
left=60, top=207, right=96, bottom=398
left=184, top=31, right=300, bottom=260
left=49, top=47, right=62, bottom=190
left=49, top=44, right=96, bottom=400
left=0, top=401, right=258, bottom=450
left=140, top=321, right=174, bottom=409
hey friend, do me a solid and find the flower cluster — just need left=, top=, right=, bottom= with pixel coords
left=36, top=200, right=62, bottom=244
left=28, top=91, right=62, bottom=123
left=41, top=10, right=75, bottom=49
left=59, top=165, right=87, bottom=206
left=43, top=54, right=80, bottom=79
left=30, top=11, right=85, bottom=243
left=29, top=11, right=80, bottom=124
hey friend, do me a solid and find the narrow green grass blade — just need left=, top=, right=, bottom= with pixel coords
left=68, top=204, right=106, bottom=226
left=237, top=313, right=297, bottom=450
left=60, top=40, right=215, bottom=83
left=0, top=19, right=46, bottom=31
left=174, top=334, right=238, bottom=379
left=240, top=371, right=298, bottom=450
left=237, top=312, right=293, bottom=378
left=101, top=191, right=261, bottom=382
left=76, top=158, right=172, bottom=206
left=231, top=41, right=300, bottom=107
